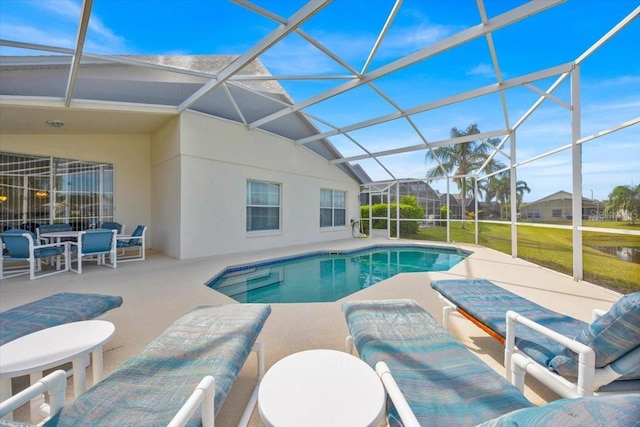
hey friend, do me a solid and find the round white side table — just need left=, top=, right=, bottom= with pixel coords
left=0, top=320, right=115, bottom=421
left=258, top=349, right=385, bottom=427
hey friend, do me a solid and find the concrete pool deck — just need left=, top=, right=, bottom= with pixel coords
left=0, top=238, right=622, bottom=426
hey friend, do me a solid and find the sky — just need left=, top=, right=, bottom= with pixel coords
left=1, top=0, right=639, bottom=203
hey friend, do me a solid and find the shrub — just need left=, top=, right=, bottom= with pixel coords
left=360, top=198, right=425, bottom=236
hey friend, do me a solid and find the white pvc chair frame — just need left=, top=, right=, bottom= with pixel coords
left=0, top=233, right=69, bottom=280
left=345, top=336, right=420, bottom=427
left=0, top=343, right=266, bottom=427
left=115, top=226, right=146, bottom=263
left=69, top=230, right=117, bottom=274
left=505, top=310, right=624, bottom=398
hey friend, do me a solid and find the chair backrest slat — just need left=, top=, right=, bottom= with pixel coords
left=0, top=230, right=36, bottom=258
left=127, top=225, right=146, bottom=246
left=101, top=222, right=124, bottom=234
left=39, top=223, right=72, bottom=234
left=80, top=230, right=115, bottom=254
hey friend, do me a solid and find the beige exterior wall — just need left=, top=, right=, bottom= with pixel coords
left=521, top=199, right=573, bottom=220
left=2, top=111, right=362, bottom=260
left=150, top=117, right=181, bottom=258
left=0, top=133, right=152, bottom=246
left=176, top=111, right=361, bottom=259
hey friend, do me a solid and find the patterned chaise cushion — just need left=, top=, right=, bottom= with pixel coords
left=342, top=299, right=533, bottom=427
left=43, top=303, right=271, bottom=427
left=0, top=293, right=123, bottom=346
left=476, top=393, right=640, bottom=427
left=430, top=279, right=587, bottom=367
left=550, top=292, right=640, bottom=381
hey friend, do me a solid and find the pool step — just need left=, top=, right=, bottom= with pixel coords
left=218, top=268, right=268, bottom=288
left=215, top=268, right=284, bottom=297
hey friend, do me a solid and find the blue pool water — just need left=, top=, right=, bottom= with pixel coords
left=207, top=245, right=469, bottom=303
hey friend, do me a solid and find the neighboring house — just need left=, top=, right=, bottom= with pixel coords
left=519, top=191, right=602, bottom=220
left=477, top=201, right=502, bottom=219
left=0, top=55, right=366, bottom=260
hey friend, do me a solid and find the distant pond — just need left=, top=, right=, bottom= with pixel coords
left=593, top=247, right=640, bottom=264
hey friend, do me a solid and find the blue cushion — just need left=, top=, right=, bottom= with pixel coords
left=550, top=292, right=640, bottom=381
left=39, top=224, right=72, bottom=234
left=43, top=304, right=271, bottom=426
left=33, top=245, right=65, bottom=258
left=78, top=230, right=114, bottom=254
left=117, top=225, right=144, bottom=247
left=476, top=393, right=640, bottom=427
left=1, top=230, right=39, bottom=258
left=611, top=346, right=640, bottom=378
left=0, top=293, right=123, bottom=346
left=431, top=279, right=587, bottom=367
left=342, top=300, right=533, bottom=426
left=100, top=222, right=123, bottom=233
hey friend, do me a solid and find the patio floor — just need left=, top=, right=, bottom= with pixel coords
left=0, top=238, right=622, bottom=426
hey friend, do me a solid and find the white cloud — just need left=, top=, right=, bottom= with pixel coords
left=261, top=37, right=346, bottom=75
left=0, top=22, right=76, bottom=49
left=466, top=63, right=495, bottom=78
left=29, top=0, right=81, bottom=20
left=588, top=75, right=640, bottom=88
left=0, top=0, right=128, bottom=55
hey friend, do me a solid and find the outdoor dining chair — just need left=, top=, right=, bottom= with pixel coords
left=100, top=221, right=125, bottom=235
left=0, top=230, right=69, bottom=280
left=116, top=225, right=147, bottom=262
left=69, top=229, right=117, bottom=274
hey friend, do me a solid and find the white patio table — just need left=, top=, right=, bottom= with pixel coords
left=39, top=230, right=80, bottom=243
left=0, top=320, right=115, bottom=421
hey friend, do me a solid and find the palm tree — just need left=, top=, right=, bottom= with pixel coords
left=605, top=184, right=640, bottom=224
left=487, top=175, right=531, bottom=219
left=425, top=124, right=504, bottom=227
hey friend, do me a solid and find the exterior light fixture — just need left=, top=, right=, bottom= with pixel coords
left=0, top=195, right=7, bottom=202
left=46, top=120, right=65, bottom=128
left=35, top=191, right=49, bottom=198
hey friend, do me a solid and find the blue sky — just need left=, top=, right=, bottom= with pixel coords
left=1, top=0, right=638, bottom=202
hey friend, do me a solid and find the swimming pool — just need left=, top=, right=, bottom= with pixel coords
left=207, top=245, right=469, bottom=303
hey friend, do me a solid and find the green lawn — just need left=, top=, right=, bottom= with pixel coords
left=410, top=221, right=640, bottom=294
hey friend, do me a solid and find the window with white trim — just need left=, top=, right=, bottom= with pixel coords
left=320, top=189, right=346, bottom=227
left=246, top=180, right=280, bottom=232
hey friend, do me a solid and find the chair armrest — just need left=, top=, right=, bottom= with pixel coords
left=592, top=308, right=607, bottom=321
left=505, top=310, right=595, bottom=396
left=36, top=241, right=68, bottom=249
left=116, top=235, right=143, bottom=241
left=0, top=370, right=67, bottom=422
left=374, top=362, right=420, bottom=427
left=167, top=376, right=215, bottom=427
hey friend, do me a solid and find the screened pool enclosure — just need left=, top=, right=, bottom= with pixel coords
left=0, top=0, right=638, bottom=283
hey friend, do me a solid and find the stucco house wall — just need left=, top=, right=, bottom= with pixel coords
left=174, top=111, right=360, bottom=259
left=2, top=110, right=361, bottom=260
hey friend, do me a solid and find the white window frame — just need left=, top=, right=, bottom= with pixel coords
left=320, top=188, right=347, bottom=228
left=246, top=180, right=281, bottom=233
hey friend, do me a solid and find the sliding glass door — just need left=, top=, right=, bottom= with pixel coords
left=0, top=152, right=114, bottom=231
